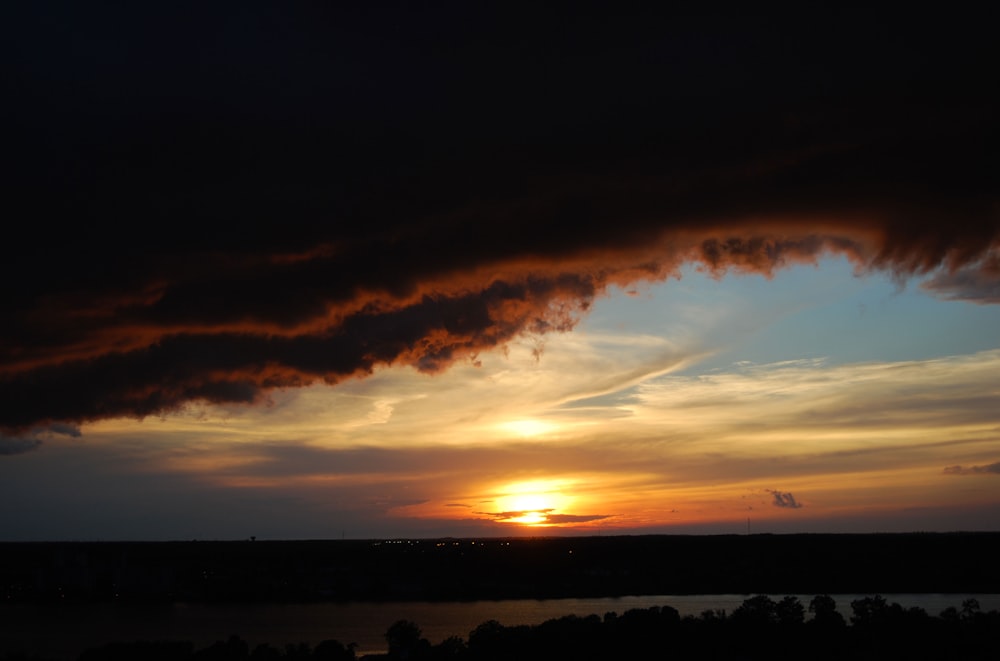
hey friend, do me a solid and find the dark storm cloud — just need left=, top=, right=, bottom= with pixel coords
left=2, top=4, right=997, bottom=431
left=768, top=490, right=803, bottom=509
left=943, top=462, right=1000, bottom=476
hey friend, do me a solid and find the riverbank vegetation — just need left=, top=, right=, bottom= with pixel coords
left=8, top=594, right=996, bottom=661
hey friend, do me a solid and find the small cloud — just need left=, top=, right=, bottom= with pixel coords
left=767, top=489, right=803, bottom=509
left=47, top=422, right=82, bottom=438
left=366, top=399, right=395, bottom=424
left=943, top=462, right=1000, bottom=475
left=445, top=503, right=472, bottom=508
left=0, top=423, right=81, bottom=456
left=0, top=436, right=42, bottom=456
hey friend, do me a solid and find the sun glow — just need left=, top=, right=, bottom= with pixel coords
left=499, top=419, right=557, bottom=437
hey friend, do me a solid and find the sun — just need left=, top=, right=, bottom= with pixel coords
left=495, top=479, right=573, bottom=526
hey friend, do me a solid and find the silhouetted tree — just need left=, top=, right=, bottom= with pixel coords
left=386, top=620, right=428, bottom=660
left=249, top=643, right=282, bottom=661
left=467, top=620, right=531, bottom=661
left=195, top=635, right=249, bottom=661
left=732, top=594, right=778, bottom=626
left=802, top=595, right=848, bottom=660
left=961, top=598, right=981, bottom=621
left=940, top=605, right=960, bottom=623
left=429, top=636, right=466, bottom=660
left=775, top=595, right=805, bottom=626
left=467, top=619, right=503, bottom=659
left=697, top=608, right=727, bottom=622
left=809, top=594, right=846, bottom=628
left=313, top=639, right=356, bottom=661
left=283, top=643, right=311, bottom=661
left=530, top=614, right=606, bottom=661
left=850, top=595, right=889, bottom=627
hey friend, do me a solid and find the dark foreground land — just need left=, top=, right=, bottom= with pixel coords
left=3, top=532, right=999, bottom=602
left=15, top=594, right=1000, bottom=661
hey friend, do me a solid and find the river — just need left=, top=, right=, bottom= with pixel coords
left=3, top=594, right=998, bottom=659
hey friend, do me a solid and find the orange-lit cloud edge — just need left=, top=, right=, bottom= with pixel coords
left=3, top=215, right=998, bottom=435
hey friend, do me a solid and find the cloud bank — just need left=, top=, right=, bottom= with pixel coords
left=2, top=4, right=997, bottom=432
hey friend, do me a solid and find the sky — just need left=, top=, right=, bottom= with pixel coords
left=1, top=3, right=998, bottom=540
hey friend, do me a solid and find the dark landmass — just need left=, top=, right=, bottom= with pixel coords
left=3, top=533, right=999, bottom=603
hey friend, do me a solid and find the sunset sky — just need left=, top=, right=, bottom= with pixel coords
left=2, top=3, right=998, bottom=539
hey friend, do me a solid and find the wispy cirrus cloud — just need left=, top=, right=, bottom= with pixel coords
left=922, top=255, right=1000, bottom=304
left=632, top=350, right=1000, bottom=438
